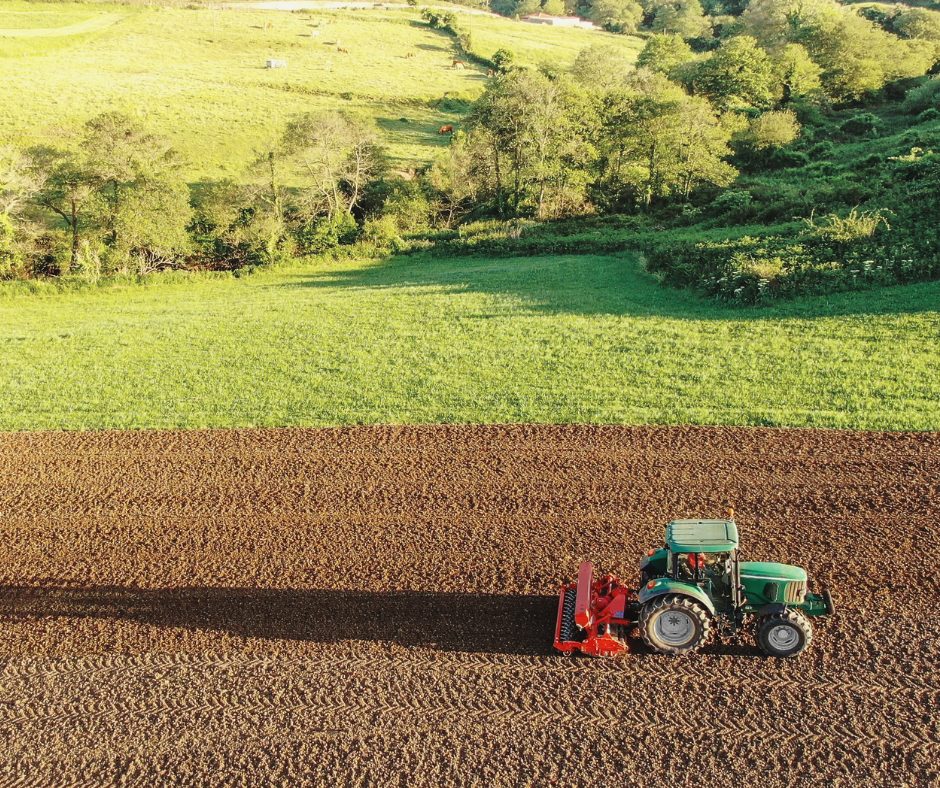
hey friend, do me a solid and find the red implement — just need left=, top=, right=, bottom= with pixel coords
left=554, top=561, right=637, bottom=656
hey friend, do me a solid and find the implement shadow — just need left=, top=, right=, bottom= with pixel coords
left=0, top=585, right=559, bottom=657
left=275, top=252, right=940, bottom=320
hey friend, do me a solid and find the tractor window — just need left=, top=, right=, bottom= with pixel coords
left=674, top=553, right=694, bottom=580
left=704, top=552, right=731, bottom=578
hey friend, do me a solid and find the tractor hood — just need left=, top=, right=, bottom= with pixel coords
left=740, top=562, right=808, bottom=607
left=739, top=562, right=808, bottom=583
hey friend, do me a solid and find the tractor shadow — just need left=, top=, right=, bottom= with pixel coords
left=0, top=585, right=560, bottom=657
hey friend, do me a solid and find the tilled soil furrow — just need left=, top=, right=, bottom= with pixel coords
left=0, top=424, right=937, bottom=786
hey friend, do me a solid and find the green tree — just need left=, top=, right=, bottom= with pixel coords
left=571, top=44, right=634, bottom=90
left=80, top=112, right=191, bottom=264
left=471, top=71, right=593, bottom=218
left=542, top=0, right=566, bottom=15
left=772, top=43, right=822, bottom=104
left=0, top=145, right=36, bottom=218
left=742, top=0, right=936, bottom=101
left=893, top=7, right=940, bottom=44
left=597, top=69, right=736, bottom=208
left=691, top=36, right=776, bottom=111
left=29, top=149, right=95, bottom=267
left=742, top=109, right=801, bottom=150
left=635, top=34, right=695, bottom=78
left=590, top=0, right=643, bottom=32
left=0, top=145, right=36, bottom=276
left=429, top=132, right=490, bottom=227
left=740, top=0, right=838, bottom=48
left=0, top=212, right=17, bottom=277
left=515, top=0, right=542, bottom=16
left=643, top=0, right=711, bottom=38
left=279, top=111, right=386, bottom=220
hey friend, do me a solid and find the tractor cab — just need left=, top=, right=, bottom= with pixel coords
left=641, top=519, right=741, bottom=607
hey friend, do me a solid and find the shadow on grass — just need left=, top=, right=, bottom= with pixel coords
left=0, top=584, right=771, bottom=658
left=275, top=252, right=940, bottom=320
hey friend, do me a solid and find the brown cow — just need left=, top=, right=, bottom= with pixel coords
left=263, top=21, right=274, bottom=29
left=438, top=125, right=454, bottom=135
left=486, top=68, right=494, bottom=77
left=452, top=60, right=465, bottom=70
left=337, top=46, right=349, bottom=53
left=405, top=51, right=417, bottom=58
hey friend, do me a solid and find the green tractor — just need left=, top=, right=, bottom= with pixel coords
left=638, top=518, right=834, bottom=656
left=555, top=517, right=834, bottom=658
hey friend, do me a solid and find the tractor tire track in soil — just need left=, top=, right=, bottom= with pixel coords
left=0, top=425, right=937, bottom=786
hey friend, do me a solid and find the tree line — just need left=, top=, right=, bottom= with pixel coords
left=1, top=0, right=939, bottom=281
left=0, top=110, right=387, bottom=279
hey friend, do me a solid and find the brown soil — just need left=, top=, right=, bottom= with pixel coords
left=0, top=425, right=937, bottom=787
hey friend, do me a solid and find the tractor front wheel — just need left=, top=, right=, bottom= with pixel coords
left=639, top=595, right=711, bottom=655
left=755, top=609, right=812, bottom=658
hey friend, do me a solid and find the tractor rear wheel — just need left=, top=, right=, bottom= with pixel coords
left=639, top=595, right=711, bottom=655
left=755, top=609, right=812, bottom=657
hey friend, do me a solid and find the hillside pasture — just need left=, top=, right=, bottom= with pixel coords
left=0, top=2, right=642, bottom=175
left=465, top=14, right=643, bottom=67
left=0, top=253, right=937, bottom=432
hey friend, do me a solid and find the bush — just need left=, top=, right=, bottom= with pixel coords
left=746, top=110, right=801, bottom=150
left=492, top=48, right=515, bottom=73
left=766, top=148, right=811, bottom=169
left=710, top=190, right=754, bottom=222
left=293, top=212, right=359, bottom=254
left=902, top=76, right=940, bottom=114
left=918, top=108, right=940, bottom=123
left=840, top=113, right=880, bottom=136
left=0, top=213, right=20, bottom=279
left=809, top=141, right=835, bottom=158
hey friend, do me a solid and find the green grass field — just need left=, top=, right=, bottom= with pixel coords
left=1, top=253, right=937, bottom=431
left=0, top=1, right=641, bottom=173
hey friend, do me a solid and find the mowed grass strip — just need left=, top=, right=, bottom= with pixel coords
left=0, top=253, right=937, bottom=431
left=0, top=2, right=640, bottom=173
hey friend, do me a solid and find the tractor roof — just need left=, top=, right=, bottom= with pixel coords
left=666, top=520, right=739, bottom=553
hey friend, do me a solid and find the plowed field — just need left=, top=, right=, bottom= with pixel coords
left=0, top=425, right=937, bottom=786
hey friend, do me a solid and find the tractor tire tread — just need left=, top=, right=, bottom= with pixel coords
left=639, top=594, right=712, bottom=656
left=755, top=608, right=813, bottom=658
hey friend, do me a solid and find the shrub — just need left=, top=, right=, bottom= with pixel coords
left=293, top=212, right=359, bottom=254
left=918, top=108, right=940, bottom=123
left=710, top=190, right=754, bottom=222
left=809, top=141, right=835, bottom=158
left=803, top=208, right=891, bottom=244
left=492, top=48, right=516, bottom=73
left=840, top=113, right=880, bottom=135
left=766, top=148, right=811, bottom=169
left=901, top=76, right=940, bottom=114
left=746, top=110, right=802, bottom=150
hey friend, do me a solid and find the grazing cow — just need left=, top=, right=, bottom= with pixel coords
left=405, top=51, right=417, bottom=58
left=486, top=68, right=494, bottom=77
left=337, top=46, right=349, bottom=53
left=438, top=125, right=454, bottom=135
left=311, top=29, right=321, bottom=37
left=264, top=21, right=274, bottom=29
left=452, top=60, right=465, bottom=70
